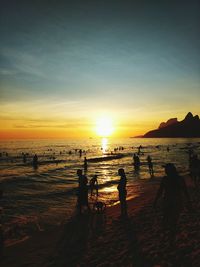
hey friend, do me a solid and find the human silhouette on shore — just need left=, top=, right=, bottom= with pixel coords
left=190, top=154, right=200, bottom=187
left=77, top=169, right=90, bottom=214
left=79, top=149, right=82, bottom=157
left=83, top=157, right=87, bottom=171
left=90, top=175, right=98, bottom=196
left=32, top=154, right=38, bottom=168
left=147, top=155, right=154, bottom=177
left=133, top=153, right=140, bottom=172
left=117, top=168, right=127, bottom=217
left=153, top=163, right=191, bottom=243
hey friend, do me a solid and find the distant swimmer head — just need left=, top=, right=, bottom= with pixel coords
left=77, top=169, right=82, bottom=176
left=163, top=163, right=177, bottom=176
left=118, top=168, right=125, bottom=176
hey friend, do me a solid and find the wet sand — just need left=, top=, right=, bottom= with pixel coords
left=1, top=176, right=200, bottom=267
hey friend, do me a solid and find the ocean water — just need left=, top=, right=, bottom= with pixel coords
left=0, top=137, right=200, bottom=244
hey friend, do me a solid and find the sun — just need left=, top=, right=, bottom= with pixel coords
left=96, top=116, right=114, bottom=137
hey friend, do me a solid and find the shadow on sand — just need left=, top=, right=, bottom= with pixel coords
left=50, top=214, right=90, bottom=267
left=49, top=211, right=106, bottom=267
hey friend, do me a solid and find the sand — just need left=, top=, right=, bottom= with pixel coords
left=0, top=177, right=200, bottom=267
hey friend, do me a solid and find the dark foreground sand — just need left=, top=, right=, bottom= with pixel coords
left=1, top=177, right=200, bottom=267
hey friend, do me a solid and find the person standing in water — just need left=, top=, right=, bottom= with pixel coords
left=133, top=153, right=140, bottom=172
left=154, top=163, right=191, bottom=244
left=23, top=153, right=27, bottom=163
left=117, top=168, right=127, bottom=217
left=90, top=175, right=98, bottom=196
left=147, top=155, right=154, bottom=177
left=32, top=154, right=38, bottom=168
left=77, top=169, right=90, bottom=214
left=83, top=157, right=88, bottom=171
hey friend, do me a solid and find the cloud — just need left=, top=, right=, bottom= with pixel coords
left=13, top=120, right=91, bottom=129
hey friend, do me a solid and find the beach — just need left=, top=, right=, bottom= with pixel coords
left=1, top=175, right=199, bottom=267
left=1, top=137, right=199, bottom=243
left=1, top=0, right=200, bottom=265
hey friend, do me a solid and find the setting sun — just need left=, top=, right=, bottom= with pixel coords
left=96, top=117, right=114, bottom=137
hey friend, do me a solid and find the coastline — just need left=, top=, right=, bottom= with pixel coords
left=1, top=175, right=199, bottom=267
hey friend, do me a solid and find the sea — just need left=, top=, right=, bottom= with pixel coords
left=0, top=137, right=200, bottom=245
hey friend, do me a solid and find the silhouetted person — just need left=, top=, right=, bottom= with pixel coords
left=84, top=157, right=88, bottom=171
left=133, top=153, right=137, bottom=171
left=117, top=168, right=127, bottom=217
left=137, top=155, right=140, bottom=169
left=33, top=154, right=38, bottom=168
left=190, top=154, right=200, bottom=187
left=133, top=154, right=140, bottom=172
left=147, top=155, right=154, bottom=177
left=167, top=146, right=170, bottom=152
left=23, top=153, right=27, bottom=163
left=138, top=145, right=142, bottom=155
left=79, top=149, right=82, bottom=157
left=77, top=169, right=90, bottom=214
left=90, top=175, right=98, bottom=196
left=154, top=163, right=191, bottom=243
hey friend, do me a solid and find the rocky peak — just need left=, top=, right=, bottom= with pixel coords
left=158, top=118, right=178, bottom=129
left=184, top=112, right=194, bottom=121
left=143, top=112, right=200, bottom=138
left=194, top=115, right=200, bottom=121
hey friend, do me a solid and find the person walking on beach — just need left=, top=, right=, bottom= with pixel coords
left=90, top=175, right=98, bottom=197
left=117, top=168, right=127, bottom=217
left=77, top=169, right=90, bottom=214
left=153, top=163, right=191, bottom=243
left=147, top=155, right=154, bottom=177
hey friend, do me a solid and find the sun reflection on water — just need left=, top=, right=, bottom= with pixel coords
left=103, top=185, right=116, bottom=193
left=101, top=137, right=108, bottom=154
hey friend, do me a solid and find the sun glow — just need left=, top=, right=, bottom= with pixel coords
left=96, top=117, right=114, bottom=137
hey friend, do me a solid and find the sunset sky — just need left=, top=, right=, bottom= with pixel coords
left=0, top=0, right=200, bottom=138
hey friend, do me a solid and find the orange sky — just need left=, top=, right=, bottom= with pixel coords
left=1, top=99, right=199, bottom=139
left=1, top=1, right=200, bottom=140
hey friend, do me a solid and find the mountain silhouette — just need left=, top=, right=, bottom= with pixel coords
left=159, top=118, right=178, bottom=129
left=143, top=112, right=200, bottom=138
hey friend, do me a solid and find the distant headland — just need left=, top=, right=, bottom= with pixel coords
left=134, top=112, right=200, bottom=138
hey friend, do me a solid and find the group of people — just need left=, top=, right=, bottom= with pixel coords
left=133, top=153, right=154, bottom=177
left=76, top=170, right=99, bottom=214
left=76, top=159, right=193, bottom=243
left=76, top=168, right=127, bottom=216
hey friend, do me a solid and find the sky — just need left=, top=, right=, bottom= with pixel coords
left=0, top=0, right=200, bottom=138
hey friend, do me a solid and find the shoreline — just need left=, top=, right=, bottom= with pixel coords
left=1, top=175, right=199, bottom=267
left=1, top=177, right=160, bottom=266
